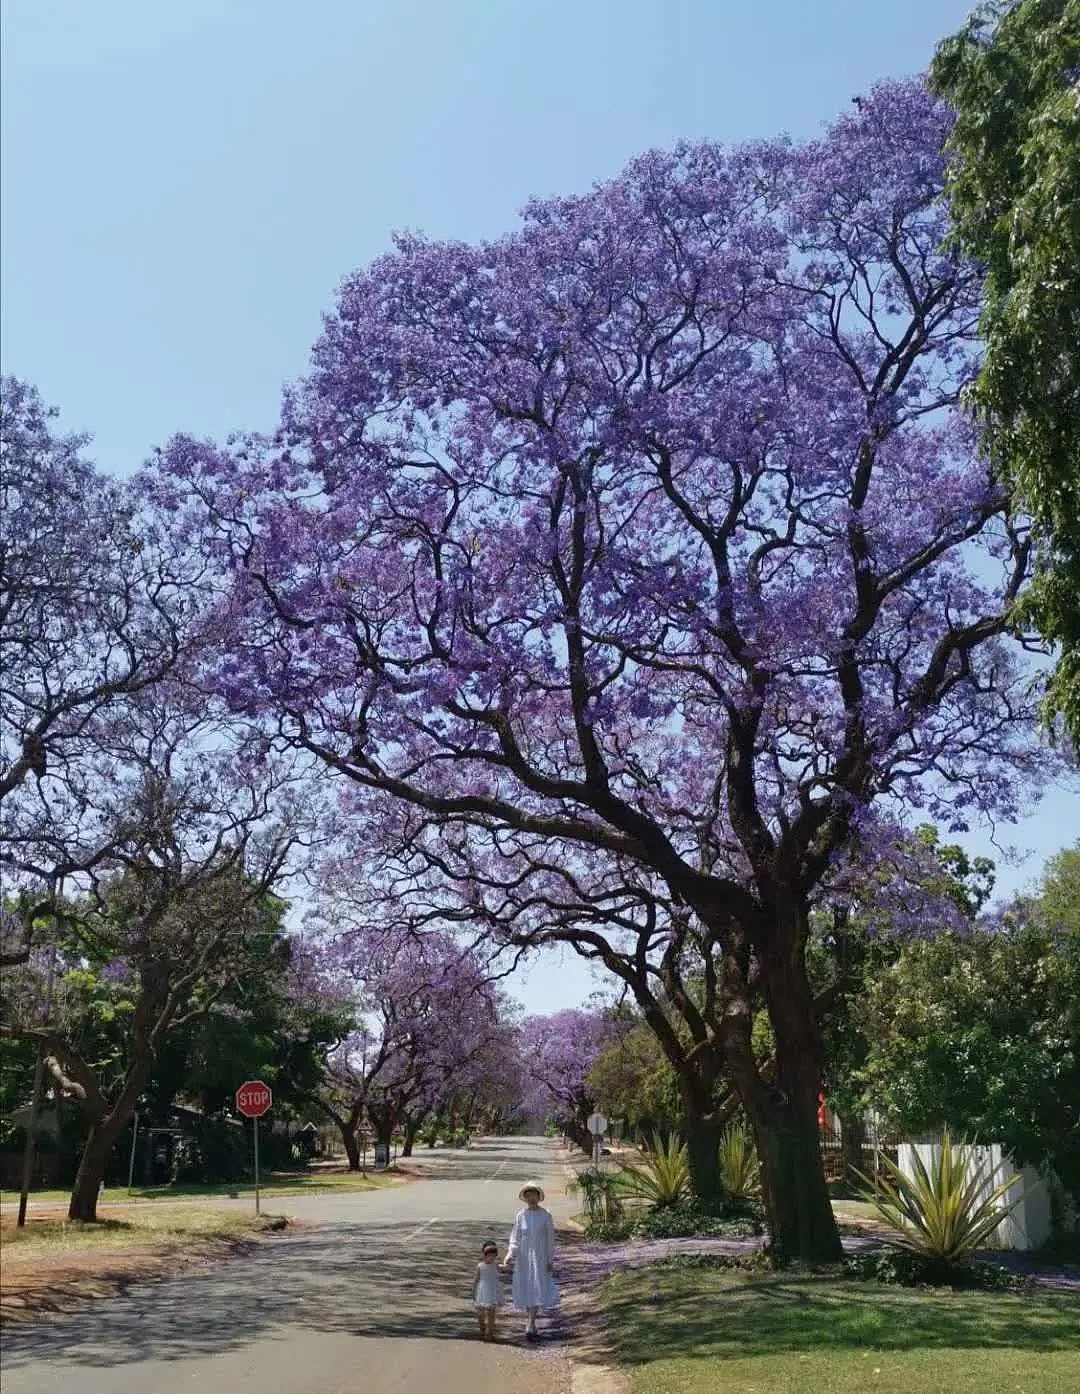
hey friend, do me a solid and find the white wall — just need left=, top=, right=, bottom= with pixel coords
left=896, top=1140, right=1050, bottom=1252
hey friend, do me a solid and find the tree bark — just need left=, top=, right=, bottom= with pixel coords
left=339, top=1120, right=361, bottom=1171
left=839, top=1110, right=866, bottom=1184
left=401, top=1117, right=418, bottom=1158
left=744, top=934, right=842, bottom=1263
left=683, top=1110, right=724, bottom=1202
left=68, top=1116, right=125, bottom=1222
left=564, top=1114, right=592, bottom=1155
left=65, top=1054, right=153, bottom=1222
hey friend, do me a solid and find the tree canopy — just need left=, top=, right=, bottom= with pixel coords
left=155, top=78, right=1058, bottom=1259
left=932, top=0, right=1080, bottom=741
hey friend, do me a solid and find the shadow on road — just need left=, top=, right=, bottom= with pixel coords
left=0, top=1136, right=585, bottom=1377
left=2, top=1221, right=576, bottom=1369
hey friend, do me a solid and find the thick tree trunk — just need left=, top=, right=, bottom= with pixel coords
left=333, top=1100, right=364, bottom=1171
left=370, top=1104, right=394, bottom=1149
left=67, top=1057, right=153, bottom=1222
left=68, top=1117, right=123, bottom=1222
left=684, top=1111, right=724, bottom=1202
left=565, top=1117, right=592, bottom=1154
left=339, top=1121, right=361, bottom=1171
left=839, top=1110, right=866, bottom=1184
left=748, top=1088, right=840, bottom=1262
left=460, top=1092, right=477, bottom=1142
left=401, top=1117, right=418, bottom=1158
left=745, top=935, right=842, bottom=1263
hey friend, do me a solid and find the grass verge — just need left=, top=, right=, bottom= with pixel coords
left=600, top=1262, right=1080, bottom=1394
left=1, top=1206, right=289, bottom=1324
left=1, top=1168, right=398, bottom=1209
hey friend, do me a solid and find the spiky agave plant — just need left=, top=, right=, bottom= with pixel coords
left=858, top=1129, right=1024, bottom=1263
left=717, top=1121, right=760, bottom=1201
left=616, top=1132, right=690, bottom=1209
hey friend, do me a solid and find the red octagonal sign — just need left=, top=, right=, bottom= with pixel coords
left=235, top=1080, right=272, bottom=1119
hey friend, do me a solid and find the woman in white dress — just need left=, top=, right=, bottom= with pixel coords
left=503, top=1181, right=559, bottom=1340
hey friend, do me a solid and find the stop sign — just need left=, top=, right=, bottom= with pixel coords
left=235, top=1080, right=272, bottom=1118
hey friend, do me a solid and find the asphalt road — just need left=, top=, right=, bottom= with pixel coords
left=1, top=1136, right=575, bottom=1394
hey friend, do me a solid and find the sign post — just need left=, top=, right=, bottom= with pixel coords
left=127, top=1111, right=139, bottom=1195
left=235, top=1080, right=273, bottom=1215
left=587, top=1111, right=608, bottom=1169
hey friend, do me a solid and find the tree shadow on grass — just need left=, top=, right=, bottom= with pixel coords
left=601, top=1268, right=1080, bottom=1368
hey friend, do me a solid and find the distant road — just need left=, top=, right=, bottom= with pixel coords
left=1, top=1136, right=573, bottom=1394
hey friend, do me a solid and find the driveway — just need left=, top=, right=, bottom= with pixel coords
left=1, top=1136, right=575, bottom=1394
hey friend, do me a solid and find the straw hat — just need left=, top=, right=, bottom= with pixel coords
left=519, top=1180, right=545, bottom=1202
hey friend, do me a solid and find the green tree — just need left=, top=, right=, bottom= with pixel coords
left=859, top=846, right=1080, bottom=1199
left=587, top=1022, right=683, bottom=1139
left=814, top=827, right=995, bottom=1177
left=932, top=0, right=1080, bottom=740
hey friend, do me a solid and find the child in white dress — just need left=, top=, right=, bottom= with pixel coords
left=473, top=1240, right=502, bottom=1340
left=503, top=1181, right=559, bottom=1341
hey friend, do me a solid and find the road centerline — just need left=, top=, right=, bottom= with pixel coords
left=483, top=1159, right=508, bottom=1185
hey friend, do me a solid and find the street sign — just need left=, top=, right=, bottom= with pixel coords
left=235, top=1081, right=272, bottom=1216
left=235, top=1081, right=272, bottom=1118
left=587, top=1112, right=608, bottom=1136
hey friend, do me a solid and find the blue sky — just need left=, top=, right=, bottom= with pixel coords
left=3, top=0, right=1075, bottom=1012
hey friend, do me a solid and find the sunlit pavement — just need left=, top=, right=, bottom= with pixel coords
left=1, top=1136, right=575, bottom=1394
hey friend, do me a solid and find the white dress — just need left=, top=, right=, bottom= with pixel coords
left=507, top=1206, right=559, bottom=1310
left=474, top=1261, right=502, bottom=1309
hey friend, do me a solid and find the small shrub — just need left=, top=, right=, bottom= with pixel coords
left=844, top=1249, right=1031, bottom=1292
left=616, top=1133, right=690, bottom=1209
left=857, top=1129, right=1025, bottom=1263
left=568, top=1166, right=625, bottom=1223
left=630, top=1201, right=763, bottom=1240
left=648, top=1251, right=773, bottom=1275
left=717, top=1121, right=760, bottom=1201
left=584, top=1215, right=635, bottom=1242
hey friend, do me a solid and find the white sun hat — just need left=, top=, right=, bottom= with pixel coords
left=518, top=1180, right=546, bottom=1201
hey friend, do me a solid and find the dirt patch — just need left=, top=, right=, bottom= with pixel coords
left=0, top=1215, right=290, bottom=1326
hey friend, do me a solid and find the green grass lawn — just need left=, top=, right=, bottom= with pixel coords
left=1, top=1169, right=398, bottom=1208
left=2, top=1206, right=291, bottom=1322
left=1, top=1207, right=280, bottom=1262
left=830, top=1197, right=883, bottom=1226
left=601, top=1263, right=1080, bottom=1394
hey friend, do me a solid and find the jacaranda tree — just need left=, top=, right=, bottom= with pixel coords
left=155, top=81, right=1052, bottom=1260
left=1, top=379, right=193, bottom=964
left=519, top=1008, right=623, bottom=1150
left=293, top=913, right=510, bottom=1165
